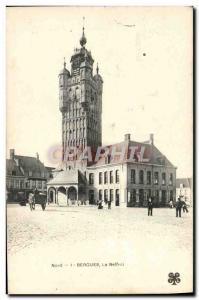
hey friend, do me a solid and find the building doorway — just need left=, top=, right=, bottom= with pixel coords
left=57, top=186, right=67, bottom=205
left=139, top=189, right=144, bottom=207
left=161, top=190, right=167, bottom=207
left=50, top=191, right=54, bottom=203
left=48, top=187, right=56, bottom=203
left=89, top=190, right=95, bottom=204
left=68, top=186, right=77, bottom=205
left=78, top=186, right=86, bottom=205
left=115, top=189, right=120, bottom=206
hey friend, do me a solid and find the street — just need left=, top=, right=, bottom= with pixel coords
left=7, top=204, right=193, bottom=294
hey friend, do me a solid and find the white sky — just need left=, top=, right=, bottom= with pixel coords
left=6, top=6, right=193, bottom=177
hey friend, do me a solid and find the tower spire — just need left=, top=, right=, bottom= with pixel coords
left=96, top=63, right=99, bottom=74
left=80, top=17, right=87, bottom=47
left=63, top=57, right=66, bottom=68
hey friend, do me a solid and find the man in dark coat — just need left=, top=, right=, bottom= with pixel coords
left=176, top=197, right=183, bottom=217
left=108, top=199, right=111, bottom=209
left=147, top=197, right=153, bottom=216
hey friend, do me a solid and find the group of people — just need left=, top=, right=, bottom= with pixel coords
left=147, top=195, right=189, bottom=217
left=97, top=196, right=189, bottom=216
left=97, top=199, right=112, bottom=210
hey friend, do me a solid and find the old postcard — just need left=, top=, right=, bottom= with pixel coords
left=6, top=6, right=193, bottom=294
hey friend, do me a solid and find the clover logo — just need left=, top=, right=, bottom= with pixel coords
left=168, top=272, right=181, bottom=285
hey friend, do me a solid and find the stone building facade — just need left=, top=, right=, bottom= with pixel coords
left=86, top=134, right=176, bottom=207
left=6, top=149, right=54, bottom=202
left=47, top=28, right=177, bottom=207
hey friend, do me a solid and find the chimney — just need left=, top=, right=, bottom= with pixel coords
left=150, top=133, right=154, bottom=145
left=124, top=133, right=131, bottom=142
left=36, top=152, right=39, bottom=161
left=10, top=149, right=15, bottom=160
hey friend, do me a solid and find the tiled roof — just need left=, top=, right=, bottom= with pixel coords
left=6, top=154, right=51, bottom=179
left=6, top=159, right=24, bottom=177
left=88, top=140, right=175, bottom=168
left=47, top=169, right=79, bottom=185
left=14, top=155, right=47, bottom=174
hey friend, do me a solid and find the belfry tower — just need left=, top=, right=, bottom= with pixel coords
left=59, top=27, right=103, bottom=164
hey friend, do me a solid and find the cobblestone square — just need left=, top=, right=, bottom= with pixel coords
left=7, top=204, right=193, bottom=294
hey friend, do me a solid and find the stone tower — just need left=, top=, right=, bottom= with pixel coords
left=59, top=27, right=103, bottom=165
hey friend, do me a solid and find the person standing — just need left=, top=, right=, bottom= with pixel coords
left=108, top=199, right=111, bottom=209
left=28, top=193, right=34, bottom=211
left=182, top=199, right=189, bottom=213
left=176, top=197, right=183, bottom=217
left=147, top=197, right=153, bottom=216
left=40, top=194, right=46, bottom=211
left=169, top=200, right=173, bottom=208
